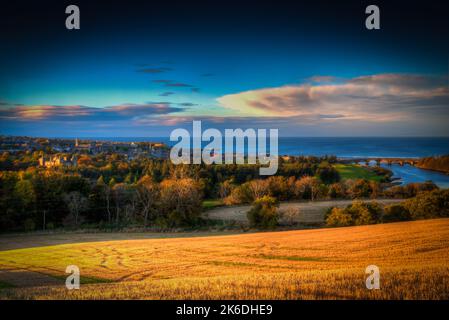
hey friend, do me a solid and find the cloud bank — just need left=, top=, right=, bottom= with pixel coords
left=1, top=74, right=448, bottom=136
left=217, top=74, right=449, bottom=124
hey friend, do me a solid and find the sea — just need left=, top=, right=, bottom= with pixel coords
left=85, top=137, right=449, bottom=188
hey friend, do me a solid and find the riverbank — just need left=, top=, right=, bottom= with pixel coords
left=415, top=155, right=449, bottom=175
left=339, top=157, right=449, bottom=188
left=379, top=163, right=449, bottom=188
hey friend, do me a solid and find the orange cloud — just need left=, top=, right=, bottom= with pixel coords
left=217, top=74, right=449, bottom=123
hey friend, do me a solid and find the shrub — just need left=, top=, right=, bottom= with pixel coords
left=247, top=196, right=279, bottom=228
left=325, top=207, right=352, bottom=227
left=365, top=201, right=384, bottom=222
left=382, top=204, right=411, bottom=222
left=345, top=201, right=373, bottom=225
left=346, top=201, right=382, bottom=225
left=225, top=183, right=255, bottom=205
left=403, top=189, right=449, bottom=219
left=326, top=201, right=383, bottom=227
left=350, top=204, right=374, bottom=225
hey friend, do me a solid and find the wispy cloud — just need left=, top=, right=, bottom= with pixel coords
left=152, top=79, right=172, bottom=84
left=137, top=67, right=172, bottom=74
left=165, top=82, right=193, bottom=88
left=0, top=103, right=183, bottom=121
left=159, top=91, right=175, bottom=96
left=177, top=102, right=198, bottom=107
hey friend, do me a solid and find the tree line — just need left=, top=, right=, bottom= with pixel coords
left=325, top=189, right=449, bottom=227
left=0, top=151, right=424, bottom=232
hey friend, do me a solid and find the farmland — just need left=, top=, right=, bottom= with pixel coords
left=0, top=218, right=448, bottom=299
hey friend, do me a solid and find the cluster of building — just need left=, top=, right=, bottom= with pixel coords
left=72, top=138, right=168, bottom=158
left=39, top=154, right=78, bottom=168
left=0, top=136, right=170, bottom=167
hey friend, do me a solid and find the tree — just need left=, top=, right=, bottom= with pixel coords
left=325, top=207, right=352, bottom=227
left=159, top=178, right=203, bottom=226
left=328, top=182, right=346, bottom=199
left=14, top=179, right=36, bottom=214
left=64, top=191, right=88, bottom=226
left=348, top=201, right=375, bottom=225
left=224, top=183, right=252, bottom=205
left=369, top=181, right=381, bottom=199
left=96, top=176, right=112, bottom=223
left=136, top=175, right=159, bottom=226
left=112, top=183, right=128, bottom=225
left=348, top=179, right=371, bottom=199
left=247, top=196, right=279, bottom=228
left=267, top=176, right=290, bottom=200
left=294, top=176, right=320, bottom=200
left=247, top=179, right=269, bottom=200
left=218, top=179, right=234, bottom=200
left=317, top=163, right=340, bottom=184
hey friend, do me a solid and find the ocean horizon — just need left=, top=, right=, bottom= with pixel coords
left=59, top=137, right=449, bottom=159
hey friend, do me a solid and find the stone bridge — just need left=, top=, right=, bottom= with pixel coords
left=339, top=157, right=418, bottom=166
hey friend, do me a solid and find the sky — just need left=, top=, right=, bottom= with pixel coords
left=0, top=0, right=448, bottom=137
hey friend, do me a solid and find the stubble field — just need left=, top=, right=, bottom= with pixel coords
left=0, top=219, right=448, bottom=299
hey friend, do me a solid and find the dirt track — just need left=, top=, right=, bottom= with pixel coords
left=0, top=231, right=243, bottom=251
left=205, top=199, right=403, bottom=224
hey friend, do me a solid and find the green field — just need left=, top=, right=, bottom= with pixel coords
left=334, top=164, right=383, bottom=181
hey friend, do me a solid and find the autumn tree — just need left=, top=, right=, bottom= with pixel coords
left=294, top=176, right=320, bottom=200
left=159, top=178, right=202, bottom=226
left=136, top=175, right=159, bottom=226
left=247, top=179, right=270, bottom=200
left=247, top=196, right=279, bottom=228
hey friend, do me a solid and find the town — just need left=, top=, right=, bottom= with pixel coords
left=0, top=136, right=169, bottom=168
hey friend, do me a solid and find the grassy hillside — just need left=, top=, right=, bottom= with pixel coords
left=0, top=219, right=448, bottom=299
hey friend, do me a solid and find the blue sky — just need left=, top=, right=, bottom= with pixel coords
left=1, top=0, right=448, bottom=137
